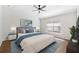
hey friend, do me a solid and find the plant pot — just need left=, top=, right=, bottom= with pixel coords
left=72, top=39, right=78, bottom=43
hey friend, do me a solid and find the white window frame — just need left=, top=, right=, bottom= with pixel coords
left=47, top=22, right=61, bottom=32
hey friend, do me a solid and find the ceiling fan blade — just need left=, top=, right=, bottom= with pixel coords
left=41, top=5, right=46, bottom=9
left=41, top=9, right=45, bottom=11
left=33, top=5, right=38, bottom=9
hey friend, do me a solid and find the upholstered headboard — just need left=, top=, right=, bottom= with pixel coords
left=16, top=27, right=35, bottom=38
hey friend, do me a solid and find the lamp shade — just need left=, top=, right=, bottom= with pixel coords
left=11, top=27, right=16, bottom=33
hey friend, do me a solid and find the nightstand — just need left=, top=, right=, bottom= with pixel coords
left=8, top=33, right=16, bottom=40
left=66, top=40, right=79, bottom=53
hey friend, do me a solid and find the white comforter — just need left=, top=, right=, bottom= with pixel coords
left=20, top=34, right=55, bottom=53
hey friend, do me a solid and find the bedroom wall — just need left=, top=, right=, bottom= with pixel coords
left=2, top=6, right=19, bottom=39
left=2, top=5, right=40, bottom=27
left=40, top=9, right=77, bottom=40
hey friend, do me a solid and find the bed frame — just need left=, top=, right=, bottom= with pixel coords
left=16, top=27, right=35, bottom=38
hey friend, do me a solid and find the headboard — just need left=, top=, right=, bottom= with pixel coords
left=16, top=27, right=35, bottom=38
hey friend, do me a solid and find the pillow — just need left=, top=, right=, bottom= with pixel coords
left=25, top=29, right=34, bottom=33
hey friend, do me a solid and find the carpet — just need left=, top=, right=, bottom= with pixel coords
left=11, top=38, right=64, bottom=53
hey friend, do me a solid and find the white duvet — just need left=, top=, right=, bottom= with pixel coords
left=20, top=34, right=55, bottom=53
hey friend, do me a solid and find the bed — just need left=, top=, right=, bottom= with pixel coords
left=15, top=27, right=55, bottom=53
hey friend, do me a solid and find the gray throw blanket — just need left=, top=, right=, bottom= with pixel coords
left=15, top=33, right=42, bottom=48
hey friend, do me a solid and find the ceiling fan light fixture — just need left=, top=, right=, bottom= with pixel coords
left=33, top=5, right=46, bottom=13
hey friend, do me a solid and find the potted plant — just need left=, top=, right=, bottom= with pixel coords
left=70, top=26, right=78, bottom=43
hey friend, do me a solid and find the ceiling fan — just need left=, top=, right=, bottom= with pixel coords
left=33, top=5, right=46, bottom=13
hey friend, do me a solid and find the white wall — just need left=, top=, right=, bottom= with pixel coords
left=40, top=9, right=77, bottom=40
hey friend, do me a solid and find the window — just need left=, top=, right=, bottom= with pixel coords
left=47, top=23, right=53, bottom=32
left=47, top=22, right=61, bottom=32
